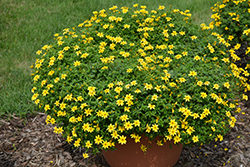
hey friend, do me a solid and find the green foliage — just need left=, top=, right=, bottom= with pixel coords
left=0, top=0, right=216, bottom=118
left=209, top=0, right=250, bottom=45
left=205, top=0, right=250, bottom=94
left=31, top=4, right=242, bottom=157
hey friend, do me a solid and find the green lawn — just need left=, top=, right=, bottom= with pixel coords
left=0, top=0, right=218, bottom=118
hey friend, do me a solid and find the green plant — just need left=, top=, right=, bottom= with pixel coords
left=204, top=0, right=250, bottom=94
left=0, top=0, right=218, bottom=118
left=209, top=0, right=250, bottom=46
left=31, top=4, right=242, bottom=158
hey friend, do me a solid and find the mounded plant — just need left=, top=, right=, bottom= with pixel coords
left=31, top=4, right=243, bottom=158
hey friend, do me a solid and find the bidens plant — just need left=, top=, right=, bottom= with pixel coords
left=31, top=4, right=242, bottom=158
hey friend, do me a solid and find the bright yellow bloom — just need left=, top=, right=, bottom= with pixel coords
left=84, top=108, right=93, bottom=116
left=120, top=114, right=128, bottom=121
left=173, top=135, right=181, bottom=144
left=83, top=153, right=89, bottom=159
left=144, top=83, right=153, bottom=90
left=151, top=94, right=158, bottom=101
left=179, top=77, right=186, bottom=83
left=213, top=84, right=220, bottom=89
left=184, top=95, right=191, bottom=102
left=151, top=124, right=159, bottom=132
left=124, top=121, right=133, bottom=130
left=188, top=71, right=197, bottom=76
left=116, top=99, right=124, bottom=106
left=65, top=94, right=72, bottom=101
left=118, top=135, right=127, bottom=145
left=169, top=119, right=177, bottom=127
left=94, top=135, right=103, bottom=144
left=148, top=103, right=155, bottom=110
left=186, top=126, right=194, bottom=135
left=125, top=94, right=133, bottom=101
left=192, top=135, right=199, bottom=143
left=85, top=141, right=92, bottom=148
left=114, top=86, right=123, bottom=93
left=200, top=92, right=207, bottom=99
left=102, top=141, right=110, bottom=149
left=44, top=104, right=50, bottom=111
left=197, top=81, right=203, bottom=86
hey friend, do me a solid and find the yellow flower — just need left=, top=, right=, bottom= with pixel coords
left=116, top=99, right=124, bottom=106
left=144, top=83, right=153, bottom=90
left=243, top=94, right=248, bottom=100
left=204, top=81, right=210, bottom=85
left=71, top=106, right=78, bottom=112
left=69, top=116, right=77, bottom=123
left=197, top=81, right=203, bottom=86
left=191, top=35, right=197, bottom=40
left=118, top=135, right=127, bottom=145
left=169, top=82, right=177, bottom=87
left=157, top=140, right=163, bottom=146
left=216, top=97, right=223, bottom=104
left=140, top=144, right=147, bottom=152
left=81, top=53, right=89, bottom=58
left=66, top=135, right=73, bottom=143
left=124, top=121, right=133, bottom=130
left=151, top=94, right=158, bottom=101
left=203, top=108, right=211, bottom=116
left=148, top=103, right=155, bottom=110
left=44, top=104, right=50, bottom=111
left=126, top=100, right=134, bottom=106
left=83, top=153, right=89, bottom=159
left=169, top=119, right=177, bottom=127
left=101, top=111, right=109, bottom=119
left=192, top=135, right=199, bottom=143
left=213, top=84, right=220, bottom=89
left=186, top=126, right=194, bottom=135
left=125, top=94, right=133, bottom=101
left=50, top=118, right=56, bottom=124
left=131, top=80, right=137, bottom=86
left=82, top=123, right=90, bottom=131
left=151, top=124, right=159, bottom=132
left=188, top=71, right=197, bottom=76
left=173, top=135, right=181, bottom=144
left=194, top=55, right=201, bottom=61
left=114, top=86, right=123, bottom=93
left=120, top=114, right=128, bottom=121
left=85, top=141, right=92, bottom=148
left=134, top=89, right=141, bottom=93
left=179, top=77, right=186, bottom=83
left=200, top=92, right=207, bottom=99
left=94, top=135, right=103, bottom=144
left=184, top=95, right=191, bottom=102
left=158, top=5, right=165, bottom=10
left=102, top=141, right=110, bottom=149
left=84, top=108, right=93, bottom=116
left=217, top=134, right=223, bottom=141
left=133, top=120, right=140, bottom=127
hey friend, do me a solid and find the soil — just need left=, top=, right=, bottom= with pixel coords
left=0, top=101, right=249, bottom=167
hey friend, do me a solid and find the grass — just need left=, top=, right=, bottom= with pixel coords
left=0, top=0, right=218, bottom=118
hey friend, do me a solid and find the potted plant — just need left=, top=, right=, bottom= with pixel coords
left=31, top=4, right=244, bottom=167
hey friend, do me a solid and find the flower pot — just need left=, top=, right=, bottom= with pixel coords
left=102, top=135, right=183, bottom=167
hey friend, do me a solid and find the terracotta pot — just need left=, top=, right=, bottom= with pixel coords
left=102, top=135, right=183, bottom=167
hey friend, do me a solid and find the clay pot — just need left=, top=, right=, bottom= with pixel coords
left=102, top=135, right=183, bottom=167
